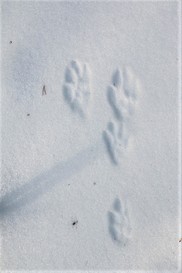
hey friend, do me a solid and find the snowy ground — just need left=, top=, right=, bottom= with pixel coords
left=0, top=1, right=181, bottom=271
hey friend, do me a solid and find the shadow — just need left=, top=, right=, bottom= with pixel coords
left=0, top=140, right=103, bottom=218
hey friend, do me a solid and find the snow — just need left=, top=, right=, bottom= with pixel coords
left=0, top=1, right=181, bottom=271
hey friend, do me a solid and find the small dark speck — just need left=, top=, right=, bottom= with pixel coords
left=72, top=220, right=78, bottom=226
left=93, top=182, right=96, bottom=185
left=9, top=41, right=12, bottom=44
left=68, top=184, right=70, bottom=186
left=27, top=113, right=30, bottom=116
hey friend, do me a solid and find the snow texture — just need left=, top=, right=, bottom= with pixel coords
left=0, top=1, right=181, bottom=271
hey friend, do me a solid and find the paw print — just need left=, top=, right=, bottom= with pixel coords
left=104, top=66, right=141, bottom=164
left=108, top=198, right=132, bottom=246
left=63, top=60, right=91, bottom=117
left=103, top=121, right=128, bottom=165
left=107, top=67, right=139, bottom=121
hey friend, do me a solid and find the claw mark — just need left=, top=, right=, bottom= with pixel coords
left=108, top=198, right=132, bottom=246
left=63, top=60, right=91, bottom=118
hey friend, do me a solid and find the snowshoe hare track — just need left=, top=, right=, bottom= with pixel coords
left=108, top=198, right=132, bottom=246
left=107, top=67, right=140, bottom=121
left=63, top=60, right=91, bottom=118
left=103, top=121, right=129, bottom=165
left=104, top=66, right=141, bottom=164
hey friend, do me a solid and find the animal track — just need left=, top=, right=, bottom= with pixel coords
left=103, top=121, right=128, bottom=165
left=104, top=66, right=141, bottom=164
left=108, top=198, right=132, bottom=246
left=63, top=60, right=91, bottom=117
left=107, top=67, right=140, bottom=121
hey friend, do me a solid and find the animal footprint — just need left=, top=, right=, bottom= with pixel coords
left=103, top=121, right=128, bottom=165
left=108, top=198, right=132, bottom=246
left=107, top=67, right=140, bottom=121
left=63, top=60, right=91, bottom=117
left=104, top=66, right=141, bottom=164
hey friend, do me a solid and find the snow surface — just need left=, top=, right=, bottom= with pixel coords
left=0, top=0, right=181, bottom=271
